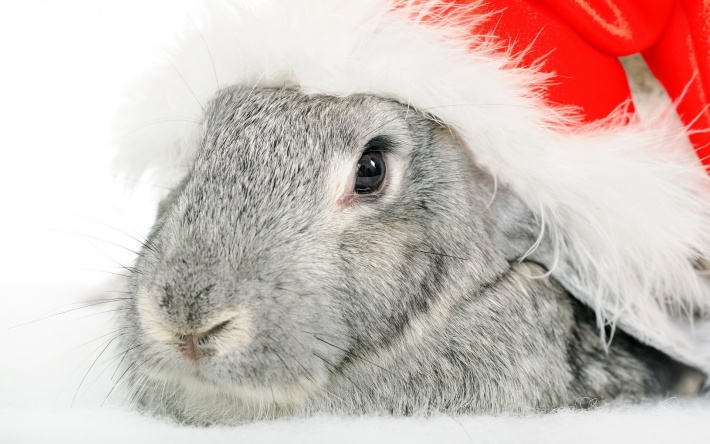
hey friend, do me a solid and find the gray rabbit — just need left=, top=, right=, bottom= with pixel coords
left=116, top=86, right=704, bottom=425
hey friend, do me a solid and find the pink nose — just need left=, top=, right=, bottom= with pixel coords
left=178, top=334, right=203, bottom=361
left=176, top=318, right=233, bottom=361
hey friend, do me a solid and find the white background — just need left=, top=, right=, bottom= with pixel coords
left=0, top=0, right=194, bottom=412
left=0, top=0, right=194, bottom=288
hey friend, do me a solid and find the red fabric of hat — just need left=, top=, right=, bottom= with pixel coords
left=434, top=0, right=710, bottom=167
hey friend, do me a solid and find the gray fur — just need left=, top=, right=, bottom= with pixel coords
left=117, top=87, right=702, bottom=425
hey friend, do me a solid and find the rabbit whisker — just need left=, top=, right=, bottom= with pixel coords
left=310, top=351, right=372, bottom=403
left=9, top=300, right=126, bottom=329
left=67, top=212, right=162, bottom=254
left=103, top=360, right=138, bottom=407
left=188, top=15, right=220, bottom=90
left=166, top=57, right=206, bottom=114
left=72, top=334, right=122, bottom=407
left=413, top=249, right=469, bottom=261
left=310, top=333, right=397, bottom=378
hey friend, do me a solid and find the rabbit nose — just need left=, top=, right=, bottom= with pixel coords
left=178, top=333, right=204, bottom=361
left=177, top=318, right=233, bottom=361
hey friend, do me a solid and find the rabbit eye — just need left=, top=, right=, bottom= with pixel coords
left=355, top=151, right=386, bottom=194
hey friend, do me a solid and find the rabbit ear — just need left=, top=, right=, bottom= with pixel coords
left=487, top=188, right=592, bottom=320
left=488, top=185, right=710, bottom=383
left=488, top=187, right=554, bottom=269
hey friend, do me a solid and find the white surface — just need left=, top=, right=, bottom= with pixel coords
left=2, top=400, right=710, bottom=444
left=1, top=1, right=708, bottom=443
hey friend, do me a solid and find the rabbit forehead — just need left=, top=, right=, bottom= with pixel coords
left=157, top=87, right=418, bottom=264
left=200, top=86, right=412, bottom=162
left=184, top=88, right=410, bottom=213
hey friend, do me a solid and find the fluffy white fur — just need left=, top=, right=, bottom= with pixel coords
left=114, top=0, right=710, bottom=374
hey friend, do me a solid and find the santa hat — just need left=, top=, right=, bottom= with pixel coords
left=115, top=0, right=710, bottom=378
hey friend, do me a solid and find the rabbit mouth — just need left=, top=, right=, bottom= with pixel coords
left=134, top=357, right=328, bottom=419
left=127, top=319, right=343, bottom=408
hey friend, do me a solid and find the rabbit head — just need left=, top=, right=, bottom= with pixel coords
left=116, top=86, right=698, bottom=424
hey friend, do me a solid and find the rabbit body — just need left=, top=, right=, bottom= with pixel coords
left=119, top=86, right=691, bottom=424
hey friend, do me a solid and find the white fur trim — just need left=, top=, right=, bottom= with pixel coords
left=114, top=0, right=710, bottom=373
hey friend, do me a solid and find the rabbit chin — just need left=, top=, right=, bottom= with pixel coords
left=134, top=362, right=325, bottom=423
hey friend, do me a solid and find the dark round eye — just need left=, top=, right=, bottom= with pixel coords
left=355, top=151, right=386, bottom=194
